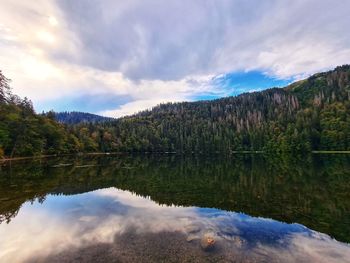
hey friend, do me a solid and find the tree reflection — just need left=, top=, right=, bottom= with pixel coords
left=0, top=154, right=349, bottom=242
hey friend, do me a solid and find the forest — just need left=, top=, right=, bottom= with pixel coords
left=54, top=111, right=114, bottom=125
left=1, top=65, right=350, bottom=158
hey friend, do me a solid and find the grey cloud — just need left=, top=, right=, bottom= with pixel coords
left=55, top=0, right=275, bottom=80
left=52, top=0, right=350, bottom=80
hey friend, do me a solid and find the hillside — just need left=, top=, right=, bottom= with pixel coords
left=52, top=111, right=114, bottom=125
left=71, top=65, right=348, bottom=153
left=1, top=65, right=350, bottom=157
left=0, top=72, right=83, bottom=158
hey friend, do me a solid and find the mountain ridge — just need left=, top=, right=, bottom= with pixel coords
left=1, top=65, right=349, bottom=158
left=53, top=65, right=350, bottom=123
left=47, top=111, right=115, bottom=125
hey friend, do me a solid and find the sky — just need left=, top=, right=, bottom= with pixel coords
left=0, top=0, right=349, bottom=117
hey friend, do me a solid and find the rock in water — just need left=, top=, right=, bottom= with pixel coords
left=185, top=224, right=201, bottom=234
left=186, top=234, right=199, bottom=242
left=200, top=233, right=216, bottom=251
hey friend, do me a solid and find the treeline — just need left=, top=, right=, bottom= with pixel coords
left=1, top=65, right=350, bottom=157
left=51, top=111, right=115, bottom=125
left=68, top=65, right=350, bottom=153
left=0, top=71, right=83, bottom=158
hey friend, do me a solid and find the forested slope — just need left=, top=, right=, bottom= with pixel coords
left=53, top=111, right=114, bottom=125
left=70, top=65, right=349, bottom=153
left=0, top=72, right=82, bottom=158
left=1, top=65, right=349, bottom=158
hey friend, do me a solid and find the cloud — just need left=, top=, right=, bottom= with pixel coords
left=1, top=0, right=350, bottom=116
left=1, top=188, right=350, bottom=263
left=99, top=74, right=219, bottom=117
left=54, top=0, right=350, bottom=80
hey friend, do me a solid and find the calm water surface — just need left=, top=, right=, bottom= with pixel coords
left=0, top=154, right=350, bottom=262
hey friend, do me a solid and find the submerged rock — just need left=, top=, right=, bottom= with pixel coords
left=219, top=232, right=245, bottom=248
left=186, top=234, right=199, bottom=242
left=200, top=232, right=216, bottom=251
left=185, top=224, right=201, bottom=234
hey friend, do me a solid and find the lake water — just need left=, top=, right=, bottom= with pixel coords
left=0, top=154, right=350, bottom=262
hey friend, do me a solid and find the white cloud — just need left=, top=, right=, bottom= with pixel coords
left=99, top=74, right=218, bottom=117
left=100, top=99, right=176, bottom=118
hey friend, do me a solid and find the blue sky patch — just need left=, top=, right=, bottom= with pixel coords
left=194, top=71, right=293, bottom=101
left=36, top=93, right=132, bottom=114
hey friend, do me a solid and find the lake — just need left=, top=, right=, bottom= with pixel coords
left=0, top=154, right=350, bottom=262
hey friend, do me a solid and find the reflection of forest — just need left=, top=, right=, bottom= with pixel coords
left=0, top=154, right=349, bottom=242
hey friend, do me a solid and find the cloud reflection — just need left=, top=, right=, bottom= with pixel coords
left=0, top=188, right=349, bottom=263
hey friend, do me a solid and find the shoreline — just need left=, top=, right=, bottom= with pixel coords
left=1, top=150, right=350, bottom=163
left=312, top=151, right=350, bottom=154
left=0, top=152, right=121, bottom=163
left=1, top=154, right=59, bottom=162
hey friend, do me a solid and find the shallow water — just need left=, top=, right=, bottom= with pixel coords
left=0, top=154, right=350, bottom=262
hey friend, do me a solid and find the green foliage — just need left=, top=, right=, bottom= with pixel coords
left=51, top=111, right=114, bottom=124
left=1, top=65, right=350, bottom=157
left=70, top=66, right=349, bottom=154
left=0, top=71, right=82, bottom=157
